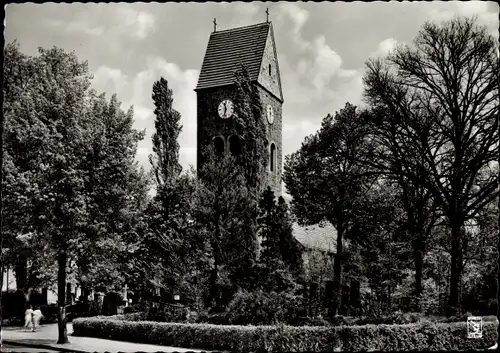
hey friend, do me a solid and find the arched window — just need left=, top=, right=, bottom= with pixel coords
left=270, top=143, right=276, bottom=172
left=213, top=136, right=225, bottom=157
left=228, top=135, right=242, bottom=157
left=268, top=64, right=271, bottom=76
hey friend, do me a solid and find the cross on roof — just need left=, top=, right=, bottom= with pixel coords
left=265, top=8, right=269, bottom=22
left=213, top=18, right=217, bottom=32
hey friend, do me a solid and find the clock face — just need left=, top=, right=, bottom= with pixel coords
left=218, top=99, right=234, bottom=119
left=266, top=105, right=274, bottom=124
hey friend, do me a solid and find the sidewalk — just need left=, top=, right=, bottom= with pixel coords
left=1, top=323, right=211, bottom=352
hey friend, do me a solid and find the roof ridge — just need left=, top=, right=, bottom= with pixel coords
left=196, top=21, right=272, bottom=91
left=212, top=21, right=270, bottom=35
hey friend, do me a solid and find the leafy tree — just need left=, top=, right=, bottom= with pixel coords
left=459, top=198, right=498, bottom=315
left=284, top=103, right=376, bottom=316
left=191, top=146, right=258, bottom=309
left=2, top=42, right=54, bottom=298
left=225, top=289, right=303, bottom=325
left=113, top=163, right=151, bottom=299
left=337, top=178, right=409, bottom=316
left=149, top=77, right=182, bottom=188
left=137, top=77, right=197, bottom=304
left=3, top=42, right=148, bottom=343
left=258, top=187, right=279, bottom=268
left=275, top=197, right=303, bottom=278
left=139, top=170, right=196, bottom=302
left=3, top=43, right=96, bottom=342
left=258, top=186, right=303, bottom=284
left=74, top=92, right=149, bottom=298
left=30, top=46, right=92, bottom=343
left=363, top=17, right=499, bottom=316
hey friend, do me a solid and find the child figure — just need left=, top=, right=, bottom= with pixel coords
left=24, top=305, right=34, bottom=331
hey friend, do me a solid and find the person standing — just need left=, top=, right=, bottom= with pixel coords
left=32, top=307, right=44, bottom=332
left=24, top=305, right=34, bottom=331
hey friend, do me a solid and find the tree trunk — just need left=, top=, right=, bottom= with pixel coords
left=209, top=239, right=220, bottom=309
left=329, top=224, right=343, bottom=317
left=2, top=263, right=7, bottom=291
left=388, top=244, right=392, bottom=315
left=447, top=221, right=463, bottom=317
left=414, top=237, right=424, bottom=312
left=42, top=288, right=48, bottom=305
left=341, top=285, right=350, bottom=316
left=57, top=251, right=68, bottom=344
left=14, top=257, right=27, bottom=293
left=209, top=265, right=219, bottom=309
left=66, top=283, right=72, bottom=305
left=349, top=280, right=361, bottom=316
left=309, top=282, right=318, bottom=316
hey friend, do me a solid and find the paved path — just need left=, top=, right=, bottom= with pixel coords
left=1, top=343, right=62, bottom=352
left=1, top=323, right=209, bottom=352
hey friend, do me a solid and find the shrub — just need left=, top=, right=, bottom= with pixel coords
left=391, top=311, right=425, bottom=324
left=40, top=304, right=59, bottom=324
left=1, top=317, right=25, bottom=326
left=123, top=300, right=188, bottom=323
left=67, top=302, right=91, bottom=321
left=123, top=305, right=140, bottom=314
left=334, top=312, right=424, bottom=326
left=438, top=314, right=498, bottom=323
left=144, top=303, right=188, bottom=322
left=1, top=290, right=26, bottom=320
left=224, top=290, right=303, bottom=325
left=73, top=317, right=498, bottom=352
left=205, top=312, right=230, bottom=325
left=297, top=316, right=332, bottom=327
left=184, top=308, right=201, bottom=323
left=330, top=316, right=357, bottom=326
left=331, top=313, right=498, bottom=327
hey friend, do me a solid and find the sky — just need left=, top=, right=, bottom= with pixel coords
left=5, top=1, right=499, bottom=174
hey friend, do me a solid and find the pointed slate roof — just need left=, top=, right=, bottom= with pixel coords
left=195, top=22, right=271, bottom=91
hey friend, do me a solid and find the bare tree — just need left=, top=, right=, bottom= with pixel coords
left=363, top=17, right=499, bottom=316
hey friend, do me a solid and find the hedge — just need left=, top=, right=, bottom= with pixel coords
left=72, top=316, right=498, bottom=352
left=331, top=313, right=499, bottom=326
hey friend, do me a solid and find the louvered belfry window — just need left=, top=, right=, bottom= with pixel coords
left=229, top=135, right=242, bottom=157
left=213, top=136, right=225, bottom=156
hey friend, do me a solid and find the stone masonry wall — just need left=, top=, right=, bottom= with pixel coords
left=258, top=86, right=282, bottom=196
left=196, top=84, right=282, bottom=196
left=257, top=26, right=283, bottom=102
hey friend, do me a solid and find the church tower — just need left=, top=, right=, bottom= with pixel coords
left=195, top=21, right=284, bottom=195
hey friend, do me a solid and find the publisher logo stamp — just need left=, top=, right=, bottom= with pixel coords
left=467, top=316, right=482, bottom=339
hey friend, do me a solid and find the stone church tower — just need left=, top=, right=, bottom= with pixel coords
left=195, top=21, right=284, bottom=195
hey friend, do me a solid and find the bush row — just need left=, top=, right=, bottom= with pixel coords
left=103, top=310, right=498, bottom=328
left=73, top=317, right=498, bottom=352
left=328, top=313, right=499, bottom=326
